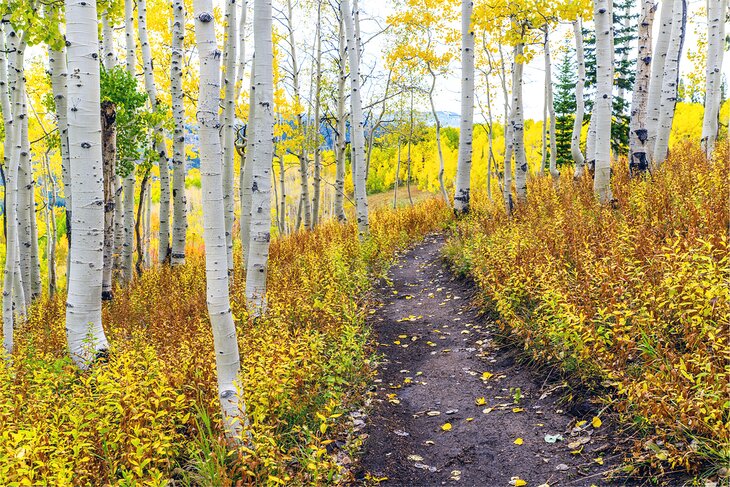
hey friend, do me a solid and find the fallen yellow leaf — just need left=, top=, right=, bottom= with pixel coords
left=592, top=416, right=602, bottom=428
left=441, top=423, right=452, bottom=431
left=514, top=438, right=524, bottom=445
left=475, top=397, right=486, bottom=406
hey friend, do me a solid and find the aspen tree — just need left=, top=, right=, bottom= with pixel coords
left=311, top=0, right=323, bottom=226
left=1, top=20, right=25, bottom=354
left=221, top=0, right=237, bottom=270
left=592, top=0, right=614, bottom=203
left=454, top=0, right=475, bottom=214
left=171, top=0, right=187, bottom=265
left=333, top=9, right=347, bottom=222
left=101, top=15, right=117, bottom=300
left=342, top=0, right=369, bottom=235
left=543, top=26, right=558, bottom=180
left=572, top=18, right=587, bottom=176
left=121, top=0, right=136, bottom=282
left=512, top=41, right=528, bottom=203
left=629, top=0, right=656, bottom=175
left=240, top=60, right=255, bottom=264
left=646, top=0, right=674, bottom=158
left=137, top=0, right=171, bottom=263
left=652, top=0, right=685, bottom=166
left=64, top=0, right=110, bottom=366
left=245, top=0, right=274, bottom=313
left=193, top=0, right=244, bottom=438
left=700, top=0, right=726, bottom=157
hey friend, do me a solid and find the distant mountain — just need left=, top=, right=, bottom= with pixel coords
left=425, top=111, right=460, bottom=128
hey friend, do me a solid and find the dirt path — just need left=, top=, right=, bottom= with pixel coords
left=358, top=234, right=633, bottom=487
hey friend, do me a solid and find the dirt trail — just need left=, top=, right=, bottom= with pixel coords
left=359, top=234, right=633, bottom=487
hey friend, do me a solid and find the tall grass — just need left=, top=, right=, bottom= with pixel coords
left=445, top=142, right=729, bottom=474
left=0, top=199, right=450, bottom=485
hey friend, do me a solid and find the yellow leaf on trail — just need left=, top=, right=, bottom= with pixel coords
left=576, top=420, right=587, bottom=427
left=592, top=416, right=602, bottom=428
left=514, top=438, right=524, bottom=445
left=481, top=372, right=493, bottom=380
left=509, top=477, right=527, bottom=487
left=475, top=397, right=486, bottom=406
left=466, top=417, right=474, bottom=422
left=594, top=457, right=604, bottom=465
left=512, top=407, right=525, bottom=413
left=441, top=423, right=452, bottom=431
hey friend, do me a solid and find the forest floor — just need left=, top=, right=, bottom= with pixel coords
left=357, top=234, right=643, bottom=487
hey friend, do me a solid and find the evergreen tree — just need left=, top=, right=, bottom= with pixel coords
left=554, top=45, right=576, bottom=166
left=583, top=0, right=637, bottom=156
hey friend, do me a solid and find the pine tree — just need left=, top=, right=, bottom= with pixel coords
left=554, top=45, right=576, bottom=167
left=584, top=0, right=637, bottom=156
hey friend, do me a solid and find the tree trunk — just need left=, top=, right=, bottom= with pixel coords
left=701, top=0, right=727, bottom=158
left=171, top=0, right=187, bottom=265
left=454, top=0, right=475, bottom=214
left=544, top=27, right=558, bottom=180
left=278, top=151, right=287, bottom=234
left=592, top=0, right=615, bottom=203
left=64, top=0, right=110, bottom=366
left=137, top=0, right=170, bottom=263
left=499, top=43, right=513, bottom=214
left=393, top=139, right=400, bottom=208
left=652, top=0, right=686, bottom=166
left=629, top=0, right=656, bottom=175
left=121, top=0, right=137, bottom=283
left=235, top=0, right=248, bottom=98
left=572, top=18, right=587, bottom=177
left=42, top=151, right=57, bottom=297
left=1, top=23, right=25, bottom=353
left=646, top=0, right=674, bottom=160
left=101, top=100, right=117, bottom=301
left=333, top=12, right=347, bottom=222
left=311, top=1, right=323, bottom=227
left=193, top=0, right=244, bottom=439
left=245, top=0, right=274, bottom=315
left=240, top=60, right=255, bottom=265
left=221, top=0, right=237, bottom=271
left=512, top=42, right=527, bottom=203
left=342, top=0, right=369, bottom=236
left=48, top=42, right=72, bottom=271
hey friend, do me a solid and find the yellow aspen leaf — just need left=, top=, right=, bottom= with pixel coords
left=592, top=416, right=602, bottom=428
left=514, top=438, right=524, bottom=445
left=475, top=397, right=486, bottom=406
left=441, top=423, right=452, bottom=431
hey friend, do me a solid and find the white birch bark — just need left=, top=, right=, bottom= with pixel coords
left=171, top=0, right=187, bottom=265
left=512, top=42, right=527, bottom=203
left=240, top=60, right=255, bottom=265
left=629, top=0, right=656, bottom=175
left=333, top=11, right=347, bottom=222
left=245, top=0, right=274, bottom=313
left=193, top=0, right=243, bottom=439
left=454, top=0, right=475, bottom=214
left=499, top=42, right=513, bottom=214
left=311, top=2, right=323, bottom=226
left=700, top=0, right=726, bottom=157
left=342, top=0, right=369, bottom=235
left=48, top=42, right=72, bottom=268
left=544, top=27, right=558, bottom=180
left=653, top=0, right=686, bottom=166
left=1, top=22, right=25, bottom=353
left=646, top=0, right=674, bottom=158
left=593, top=0, right=615, bottom=203
left=235, top=0, right=248, bottom=97
left=572, top=18, right=587, bottom=177
left=428, top=65, right=450, bottom=207
left=120, top=0, right=137, bottom=283
left=137, top=0, right=171, bottom=263
left=221, top=0, right=237, bottom=270
left=18, top=68, right=36, bottom=301
left=101, top=11, right=117, bottom=70
left=65, top=0, right=110, bottom=366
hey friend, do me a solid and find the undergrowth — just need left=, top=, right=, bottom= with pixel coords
left=0, top=198, right=450, bottom=486
left=444, top=142, right=729, bottom=476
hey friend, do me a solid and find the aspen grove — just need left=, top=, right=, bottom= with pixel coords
left=0, top=0, right=727, bottom=484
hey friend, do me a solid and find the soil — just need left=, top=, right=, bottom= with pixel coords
left=356, top=234, right=643, bottom=487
